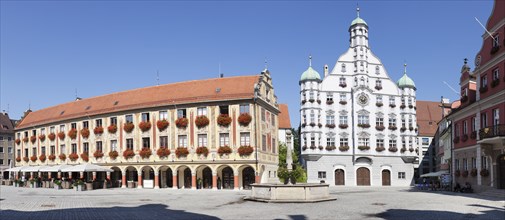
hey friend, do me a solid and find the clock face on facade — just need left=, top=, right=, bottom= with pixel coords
left=358, top=94, right=368, bottom=105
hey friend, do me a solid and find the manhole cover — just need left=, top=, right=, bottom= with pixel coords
left=371, top=203, right=386, bottom=206
left=41, top=204, right=56, bottom=208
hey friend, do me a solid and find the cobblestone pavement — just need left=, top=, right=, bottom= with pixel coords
left=1, top=186, right=504, bottom=220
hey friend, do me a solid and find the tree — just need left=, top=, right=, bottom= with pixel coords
left=277, top=142, right=307, bottom=183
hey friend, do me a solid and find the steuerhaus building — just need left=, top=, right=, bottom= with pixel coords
left=13, top=70, right=280, bottom=190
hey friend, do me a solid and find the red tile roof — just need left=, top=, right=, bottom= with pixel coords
left=278, top=104, right=292, bottom=129
left=416, top=100, right=444, bottom=136
left=16, top=75, right=261, bottom=129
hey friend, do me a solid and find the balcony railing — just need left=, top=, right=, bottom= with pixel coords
left=479, top=124, right=505, bottom=140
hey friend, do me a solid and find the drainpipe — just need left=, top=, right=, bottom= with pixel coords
left=351, top=89, right=355, bottom=165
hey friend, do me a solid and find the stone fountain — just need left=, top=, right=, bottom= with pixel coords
left=245, top=130, right=336, bottom=203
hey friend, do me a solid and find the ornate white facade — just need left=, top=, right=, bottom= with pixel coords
left=300, top=10, right=418, bottom=186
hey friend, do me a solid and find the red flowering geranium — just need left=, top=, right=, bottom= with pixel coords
left=93, top=150, right=104, bottom=158
left=123, top=149, right=135, bottom=159
left=81, top=128, right=90, bottom=138
left=68, top=129, right=77, bottom=139
left=157, top=120, right=169, bottom=131
left=238, top=145, right=254, bottom=156
left=80, top=152, right=89, bottom=162
left=39, top=154, right=46, bottom=162
left=48, top=133, right=56, bottom=141
left=94, top=126, right=104, bottom=135
left=23, top=156, right=29, bottom=162
left=15, top=139, right=21, bottom=145
left=48, top=154, right=56, bottom=161
left=175, top=118, right=188, bottom=128
left=59, top=153, right=66, bottom=161
left=238, top=113, right=252, bottom=126
left=217, top=114, right=232, bottom=127
left=69, top=153, right=79, bottom=161
left=175, top=147, right=189, bottom=158
left=139, top=147, right=152, bottom=159
left=108, top=124, right=117, bottom=134
left=16, top=156, right=21, bottom=162
left=123, top=122, right=135, bottom=133
left=23, top=137, right=29, bottom=143
left=195, top=115, right=210, bottom=128
left=196, top=146, right=209, bottom=156
left=109, top=150, right=119, bottom=159
left=39, top=134, right=46, bottom=142
left=30, top=136, right=36, bottom=143
left=157, top=147, right=171, bottom=158
left=30, top=155, right=37, bottom=162
left=139, top=121, right=151, bottom=132
left=218, top=146, right=232, bottom=155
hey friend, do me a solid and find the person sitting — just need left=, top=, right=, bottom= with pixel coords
left=453, top=183, right=461, bottom=192
left=461, top=182, right=473, bottom=193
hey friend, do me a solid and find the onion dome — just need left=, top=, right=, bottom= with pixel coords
left=300, top=56, right=321, bottom=81
left=397, top=64, right=416, bottom=89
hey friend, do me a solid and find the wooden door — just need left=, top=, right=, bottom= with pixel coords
left=222, top=167, right=234, bottom=189
left=335, top=169, right=345, bottom=185
left=356, top=167, right=370, bottom=186
left=382, top=170, right=391, bottom=186
left=499, top=154, right=505, bottom=189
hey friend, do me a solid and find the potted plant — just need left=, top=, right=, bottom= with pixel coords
left=30, top=155, right=37, bottom=162
left=139, top=148, right=152, bottom=159
left=59, top=153, right=66, bottom=161
left=80, top=152, right=89, bottom=162
left=175, top=147, right=189, bottom=158
left=69, top=153, right=79, bottom=161
left=175, top=118, right=188, bottom=129
left=123, top=149, right=135, bottom=159
left=339, top=145, right=349, bottom=151
left=156, top=146, right=171, bottom=158
left=238, top=145, right=254, bottom=156
left=94, top=126, right=104, bottom=135
left=48, top=133, right=56, bottom=141
left=81, top=128, right=90, bottom=138
left=109, top=150, right=119, bottom=160
left=38, top=134, right=46, bottom=142
left=196, top=146, right=209, bottom=157
left=68, top=129, right=77, bottom=139
left=39, top=154, right=47, bottom=162
left=217, top=146, right=232, bottom=156
left=54, top=180, right=62, bottom=190
left=29, top=179, right=37, bottom=188
left=238, top=113, right=252, bottom=126
left=195, top=115, right=210, bottom=128
left=73, top=179, right=85, bottom=191
left=217, top=114, right=232, bottom=127
left=138, top=121, right=151, bottom=132
left=107, top=124, right=117, bottom=134
left=48, top=154, right=56, bottom=161
left=123, top=122, right=135, bottom=133
left=157, top=119, right=169, bottom=131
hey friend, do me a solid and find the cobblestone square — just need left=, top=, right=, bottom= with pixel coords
left=1, top=186, right=504, bottom=220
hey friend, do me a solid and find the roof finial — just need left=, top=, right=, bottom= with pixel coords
left=264, top=57, right=268, bottom=69
left=464, top=58, right=468, bottom=65
left=309, top=55, right=312, bottom=67
left=357, top=3, right=360, bottom=18
left=403, top=63, right=407, bottom=75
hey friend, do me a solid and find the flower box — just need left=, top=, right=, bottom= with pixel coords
left=388, top=126, right=397, bottom=130
left=93, top=150, right=104, bottom=158
left=308, top=99, right=315, bottom=103
left=490, top=46, right=499, bottom=54
left=375, top=86, right=382, bottom=90
left=480, top=169, right=489, bottom=177
left=48, top=154, right=56, bottom=161
left=400, top=147, right=407, bottom=153
left=109, top=151, right=119, bottom=159
left=218, top=146, right=232, bottom=155
left=156, top=147, right=171, bottom=158
left=318, top=123, right=322, bottom=128
left=30, top=155, right=37, bottom=162
left=108, top=124, right=117, bottom=134
left=81, top=128, right=90, bottom=138
left=339, top=145, right=349, bottom=151
left=138, top=121, right=151, bottom=132
left=479, top=86, right=488, bottom=93
left=48, top=133, right=56, bottom=141
left=317, top=100, right=321, bottom=104
left=175, top=147, right=189, bottom=158
left=23, top=137, right=29, bottom=143
left=376, top=102, right=383, bottom=107
left=30, top=136, right=36, bottom=143
left=39, top=154, right=46, bottom=162
left=409, top=127, right=414, bottom=131
left=491, top=79, right=500, bottom=88
left=325, top=145, right=336, bottom=151
left=15, top=138, right=21, bottom=145
left=462, top=134, right=469, bottom=142
left=139, top=148, right=152, bottom=159
left=157, top=120, right=169, bottom=131
left=238, top=145, right=254, bottom=156
left=123, top=123, right=135, bottom=133
left=409, top=148, right=414, bottom=152
left=339, top=101, right=347, bottom=105
left=326, top=124, right=336, bottom=128
left=69, top=153, right=79, bottom=161
left=326, top=100, right=334, bottom=105
left=80, top=153, right=89, bottom=162
left=39, top=134, right=46, bottom=142
left=408, top=105, right=413, bottom=109
left=400, top=104, right=406, bottom=109
left=400, top=127, right=407, bottom=132
left=301, top=123, right=306, bottom=127
left=195, top=115, right=210, bottom=128
left=453, top=136, right=460, bottom=143
left=238, top=113, right=252, bottom=126
left=375, top=125, right=385, bottom=131
left=310, top=145, right=316, bottom=150
left=339, top=124, right=348, bottom=129
left=68, top=129, right=77, bottom=139
left=358, top=124, right=370, bottom=128
left=16, top=156, right=21, bottom=162
left=309, top=122, right=316, bottom=127
left=302, top=145, right=307, bottom=151
left=358, top=146, right=370, bottom=151
left=23, top=156, right=29, bottom=162
left=217, top=114, right=232, bottom=127
left=301, top=100, right=307, bottom=104
left=94, top=126, right=104, bottom=135
left=470, top=168, right=477, bottom=177
left=175, top=118, right=188, bottom=129
left=376, top=146, right=385, bottom=152
left=318, top=146, right=324, bottom=150
left=470, top=131, right=477, bottom=139
left=455, top=170, right=461, bottom=177
left=196, top=146, right=209, bottom=156
left=388, top=147, right=398, bottom=152
left=339, top=83, right=347, bottom=88
left=123, top=149, right=135, bottom=159
left=462, top=170, right=469, bottom=177
left=389, top=104, right=396, bottom=108
left=58, top=154, right=66, bottom=161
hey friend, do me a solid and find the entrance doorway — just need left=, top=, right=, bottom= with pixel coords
left=335, top=169, right=345, bottom=185
left=498, top=154, right=505, bottom=189
left=202, top=167, right=212, bottom=189
left=242, top=167, right=255, bottom=190
left=222, top=167, right=234, bottom=189
left=356, top=167, right=370, bottom=186
left=382, top=170, right=391, bottom=186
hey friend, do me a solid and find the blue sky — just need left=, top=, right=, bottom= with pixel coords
left=0, top=0, right=494, bottom=126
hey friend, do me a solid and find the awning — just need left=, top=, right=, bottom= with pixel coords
left=39, top=164, right=73, bottom=172
left=61, top=163, right=113, bottom=172
left=5, top=166, right=30, bottom=172
left=21, top=166, right=42, bottom=172
left=420, top=170, right=449, bottom=178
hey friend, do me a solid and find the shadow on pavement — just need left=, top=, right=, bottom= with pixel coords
left=400, top=187, right=505, bottom=202
left=364, top=207, right=505, bottom=220
left=274, top=215, right=308, bottom=220
left=1, top=204, right=220, bottom=220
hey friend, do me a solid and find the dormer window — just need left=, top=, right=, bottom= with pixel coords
left=492, top=35, right=500, bottom=48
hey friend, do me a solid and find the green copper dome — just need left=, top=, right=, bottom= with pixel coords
left=397, top=64, right=416, bottom=89
left=300, top=66, right=321, bottom=81
left=351, top=17, right=367, bottom=26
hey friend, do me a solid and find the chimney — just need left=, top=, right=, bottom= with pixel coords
left=23, top=109, right=32, bottom=118
left=324, top=64, right=329, bottom=77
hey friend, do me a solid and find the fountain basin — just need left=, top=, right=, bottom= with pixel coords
left=245, top=183, right=336, bottom=203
